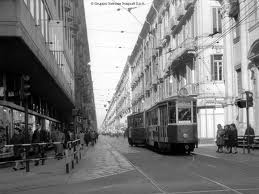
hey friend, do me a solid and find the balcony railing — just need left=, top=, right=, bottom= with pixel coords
left=168, top=37, right=196, bottom=65
left=184, top=0, right=195, bottom=10
left=180, top=83, right=198, bottom=96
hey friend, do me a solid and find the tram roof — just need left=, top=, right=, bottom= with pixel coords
left=145, top=96, right=196, bottom=112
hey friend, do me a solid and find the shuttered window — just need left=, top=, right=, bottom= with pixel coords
left=212, top=7, right=222, bottom=34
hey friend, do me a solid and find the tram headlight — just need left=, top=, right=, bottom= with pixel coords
left=183, top=133, right=189, bottom=138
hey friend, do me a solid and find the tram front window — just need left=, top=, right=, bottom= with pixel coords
left=178, top=108, right=191, bottom=123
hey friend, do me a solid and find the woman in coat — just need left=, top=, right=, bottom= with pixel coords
left=216, top=124, right=225, bottom=153
left=223, top=125, right=231, bottom=153
left=230, top=123, right=238, bottom=154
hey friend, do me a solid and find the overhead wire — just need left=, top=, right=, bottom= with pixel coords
left=87, top=28, right=138, bottom=34
left=197, top=0, right=255, bottom=55
left=111, top=0, right=144, bottom=25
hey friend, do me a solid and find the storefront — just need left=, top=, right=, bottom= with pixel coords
left=0, top=104, right=62, bottom=160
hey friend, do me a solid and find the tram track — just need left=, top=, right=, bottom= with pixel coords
left=106, top=137, right=259, bottom=194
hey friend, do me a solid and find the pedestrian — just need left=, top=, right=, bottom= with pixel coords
left=64, top=129, right=71, bottom=149
left=84, top=130, right=90, bottom=146
left=56, top=130, right=65, bottom=159
left=10, top=127, right=25, bottom=171
left=32, top=124, right=41, bottom=166
left=230, top=123, right=238, bottom=154
left=90, top=131, right=95, bottom=146
left=223, top=125, right=231, bottom=153
left=79, top=130, right=85, bottom=149
left=39, top=127, right=49, bottom=165
left=244, top=124, right=255, bottom=151
left=51, top=127, right=58, bottom=156
left=216, top=124, right=224, bottom=153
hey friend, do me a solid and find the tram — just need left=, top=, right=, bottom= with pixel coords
left=127, top=111, right=146, bottom=146
left=127, top=96, right=198, bottom=154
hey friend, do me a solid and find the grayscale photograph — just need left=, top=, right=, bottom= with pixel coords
left=0, top=0, right=259, bottom=193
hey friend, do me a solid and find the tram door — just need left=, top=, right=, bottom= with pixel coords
left=159, top=105, right=168, bottom=142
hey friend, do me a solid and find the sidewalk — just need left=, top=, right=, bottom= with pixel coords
left=0, top=139, right=134, bottom=194
left=0, top=148, right=81, bottom=193
left=194, top=144, right=259, bottom=167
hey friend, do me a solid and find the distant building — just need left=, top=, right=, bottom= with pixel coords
left=74, top=0, right=97, bottom=133
left=102, top=58, right=132, bottom=134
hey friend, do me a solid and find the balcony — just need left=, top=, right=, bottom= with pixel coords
left=228, top=0, right=239, bottom=18
left=170, top=17, right=179, bottom=30
left=184, top=0, right=195, bottom=10
left=169, top=38, right=196, bottom=69
left=179, top=83, right=198, bottom=96
left=176, top=4, right=186, bottom=21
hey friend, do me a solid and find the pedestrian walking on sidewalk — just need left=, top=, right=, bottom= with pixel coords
left=79, top=130, right=85, bottom=149
left=216, top=124, right=224, bottom=153
left=245, top=125, right=255, bottom=151
left=32, top=124, right=41, bottom=166
left=230, top=123, right=238, bottom=154
left=10, top=127, right=25, bottom=171
left=56, top=130, right=65, bottom=159
left=84, top=130, right=90, bottom=146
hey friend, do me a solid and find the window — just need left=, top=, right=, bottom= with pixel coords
left=168, top=101, right=176, bottom=124
left=169, top=75, right=173, bottom=96
left=35, top=0, right=40, bottom=25
left=178, top=107, right=191, bottom=123
left=30, top=0, right=35, bottom=18
left=211, top=55, right=223, bottom=81
left=40, top=1, right=45, bottom=36
left=236, top=68, right=242, bottom=95
left=233, top=15, right=240, bottom=40
left=212, top=7, right=222, bottom=34
left=193, top=101, right=197, bottom=123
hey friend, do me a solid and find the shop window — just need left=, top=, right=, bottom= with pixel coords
left=0, top=106, right=12, bottom=158
left=0, top=73, right=4, bottom=100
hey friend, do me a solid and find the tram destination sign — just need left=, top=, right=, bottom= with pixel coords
left=178, top=101, right=192, bottom=106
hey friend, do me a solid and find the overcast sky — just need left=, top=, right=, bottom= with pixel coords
left=84, top=0, right=152, bottom=128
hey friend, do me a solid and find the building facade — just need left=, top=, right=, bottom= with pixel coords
left=74, top=0, right=97, bottom=133
left=217, top=0, right=259, bottom=135
left=0, top=0, right=95, bottom=157
left=130, top=0, right=225, bottom=140
left=102, top=58, right=132, bottom=134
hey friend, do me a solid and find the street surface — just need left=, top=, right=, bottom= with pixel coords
left=1, top=136, right=259, bottom=194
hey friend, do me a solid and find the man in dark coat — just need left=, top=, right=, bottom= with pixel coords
left=32, top=124, right=41, bottom=166
left=84, top=130, right=90, bottom=146
left=245, top=125, right=255, bottom=150
left=10, top=128, right=25, bottom=170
